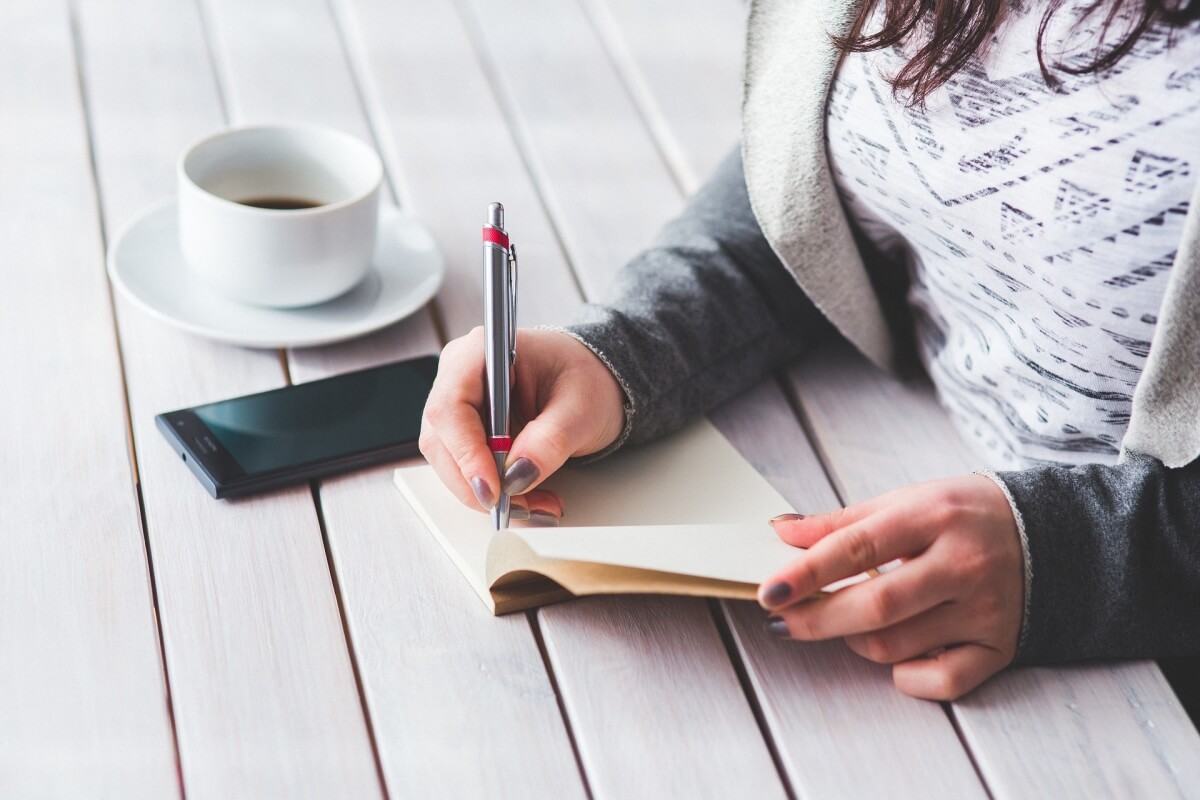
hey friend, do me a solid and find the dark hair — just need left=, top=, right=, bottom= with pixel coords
left=836, top=0, right=1200, bottom=106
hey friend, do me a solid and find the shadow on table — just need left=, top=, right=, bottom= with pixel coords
left=1160, top=657, right=1200, bottom=730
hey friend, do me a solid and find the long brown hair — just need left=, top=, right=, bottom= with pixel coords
left=836, top=0, right=1200, bottom=106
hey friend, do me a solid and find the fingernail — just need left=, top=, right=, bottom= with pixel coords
left=470, top=476, right=494, bottom=510
left=527, top=511, right=560, bottom=527
left=762, top=582, right=792, bottom=607
left=509, top=504, right=531, bottom=521
left=502, top=458, right=540, bottom=495
left=765, top=617, right=790, bottom=638
left=769, top=513, right=807, bottom=524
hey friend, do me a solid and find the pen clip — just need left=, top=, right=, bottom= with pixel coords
left=507, top=244, right=518, bottom=364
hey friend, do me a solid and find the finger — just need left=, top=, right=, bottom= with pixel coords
left=503, top=392, right=590, bottom=496
left=892, top=643, right=1011, bottom=701
left=759, top=508, right=936, bottom=609
left=769, top=556, right=957, bottom=640
left=423, top=399, right=502, bottom=507
left=843, top=602, right=962, bottom=664
left=420, top=435, right=484, bottom=511
left=769, top=501, right=878, bottom=549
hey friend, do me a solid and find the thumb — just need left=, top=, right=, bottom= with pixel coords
left=770, top=502, right=876, bottom=548
left=501, top=394, right=593, bottom=496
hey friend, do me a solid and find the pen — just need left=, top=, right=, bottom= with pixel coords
left=483, top=202, right=518, bottom=530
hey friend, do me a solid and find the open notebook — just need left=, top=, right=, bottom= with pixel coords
left=394, top=418, right=865, bottom=614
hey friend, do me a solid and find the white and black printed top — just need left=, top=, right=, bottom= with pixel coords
left=827, top=1, right=1200, bottom=469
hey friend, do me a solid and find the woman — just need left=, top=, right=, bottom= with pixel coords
left=419, top=0, right=1200, bottom=702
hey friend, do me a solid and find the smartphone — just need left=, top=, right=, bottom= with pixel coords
left=156, top=355, right=438, bottom=499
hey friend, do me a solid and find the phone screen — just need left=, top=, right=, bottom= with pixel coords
left=158, top=355, right=438, bottom=497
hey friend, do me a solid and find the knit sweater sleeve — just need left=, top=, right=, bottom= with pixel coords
left=559, top=147, right=835, bottom=452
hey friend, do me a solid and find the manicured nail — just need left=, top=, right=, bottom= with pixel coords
left=470, top=476, right=494, bottom=510
left=769, top=513, right=807, bottom=524
left=502, top=457, right=540, bottom=495
left=527, top=511, right=560, bottom=527
left=762, top=582, right=792, bottom=607
left=509, top=504, right=531, bottom=521
left=765, top=617, right=790, bottom=638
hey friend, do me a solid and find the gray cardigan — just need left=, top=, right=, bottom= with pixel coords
left=563, top=0, right=1200, bottom=665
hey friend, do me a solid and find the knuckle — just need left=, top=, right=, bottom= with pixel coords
left=843, top=526, right=878, bottom=569
left=868, top=585, right=898, bottom=627
left=527, top=418, right=573, bottom=461
left=862, top=633, right=892, bottom=664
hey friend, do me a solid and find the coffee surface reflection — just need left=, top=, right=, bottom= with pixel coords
left=238, top=196, right=322, bottom=210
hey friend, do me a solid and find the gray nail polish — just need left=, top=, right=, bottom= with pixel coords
left=509, top=505, right=531, bottom=521
left=769, top=512, right=807, bottom=524
left=527, top=511, right=560, bottom=527
left=763, top=582, right=792, bottom=607
left=765, top=617, right=790, bottom=638
left=470, top=476, right=494, bottom=510
left=502, top=457, right=540, bottom=495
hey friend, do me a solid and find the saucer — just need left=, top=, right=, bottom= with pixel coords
left=107, top=201, right=444, bottom=348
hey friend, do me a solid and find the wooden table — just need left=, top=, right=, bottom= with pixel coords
left=4, top=0, right=1198, bottom=796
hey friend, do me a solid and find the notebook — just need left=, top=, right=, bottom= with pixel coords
left=394, top=417, right=865, bottom=614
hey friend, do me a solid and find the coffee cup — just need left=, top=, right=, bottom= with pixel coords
left=178, top=125, right=383, bottom=308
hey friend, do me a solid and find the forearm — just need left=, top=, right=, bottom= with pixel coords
left=563, top=148, right=833, bottom=450
left=995, top=454, right=1200, bottom=664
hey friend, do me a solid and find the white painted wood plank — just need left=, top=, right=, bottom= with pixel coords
left=725, top=605, right=989, bottom=798
left=0, top=3, right=178, bottom=796
left=341, top=0, right=789, bottom=794
left=457, top=0, right=989, bottom=796
left=583, top=0, right=1200, bottom=786
left=201, top=0, right=588, bottom=794
left=539, top=597, right=784, bottom=799
left=73, top=1, right=380, bottom=796
left=960, top=662, right=1200, bottom=798
left=456, top=0, right=685, bottom=300
left=332, top=0, right=582, bottom=334
left=712, top=389, right=988, bottom=799
left=790, top=340, right=1200, bottom=797
left=581, top=0, right=747, bottom=192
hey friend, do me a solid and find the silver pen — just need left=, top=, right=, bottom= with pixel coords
left=482, top=202, right=518, bottom=530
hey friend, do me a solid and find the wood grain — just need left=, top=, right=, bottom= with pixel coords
left=74, top=0, right=380, bottom=795
left=0, top=2, right=177, bottom=796
left=201, top=0, right=589, bottom=794
left=581, top=0, right=746, bottom=192
left=457, top=0, right=987, bottom=796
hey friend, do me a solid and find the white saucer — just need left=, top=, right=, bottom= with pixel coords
left=107, top=200, right=444, bottom=348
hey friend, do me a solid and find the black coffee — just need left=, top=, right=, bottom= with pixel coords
left=238, top=196, right=323, bottom=210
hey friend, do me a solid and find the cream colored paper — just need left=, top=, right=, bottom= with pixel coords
left=393, top=418, right=852, bottom=613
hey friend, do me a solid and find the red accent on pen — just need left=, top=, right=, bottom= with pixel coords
left=482, top=226, right=509, bottom=249
left=488, top=436, right=513, bottom=452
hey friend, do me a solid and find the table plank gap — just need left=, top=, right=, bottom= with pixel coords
left=74, top=0, right=384, bottom=794
left=579, top=0, right=747, bottom=192
left=446, top=0, right=591, bottom=303
left=526, top=612, right=597, bottom=800
left=201, top=0, right=589, bottom=795
left=308, top=486, right=392, bottom=800
left=0, top=1, right=180, bottom=795
left=707, top=599, right=799, bottom=800
left=453, top=0, right=989, bottom=796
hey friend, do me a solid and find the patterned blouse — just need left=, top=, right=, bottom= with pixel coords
left=827, top=0, right=1200, bottom=468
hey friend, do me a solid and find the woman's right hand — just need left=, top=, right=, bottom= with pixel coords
left=419, top=327, right=627, bottom=522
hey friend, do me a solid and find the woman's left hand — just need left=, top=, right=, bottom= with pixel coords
left=758, top=475, right=1024, bottom=701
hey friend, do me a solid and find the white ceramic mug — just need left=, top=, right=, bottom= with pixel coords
left=178, top=125, right=383, bottom=308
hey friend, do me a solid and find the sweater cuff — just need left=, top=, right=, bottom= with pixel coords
left=975, top=469, right=1033, bottom=658
left=538, top=324, right=636, bottom=463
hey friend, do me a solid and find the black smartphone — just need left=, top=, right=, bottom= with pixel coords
left=156, top=355, right=438, bottom=499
